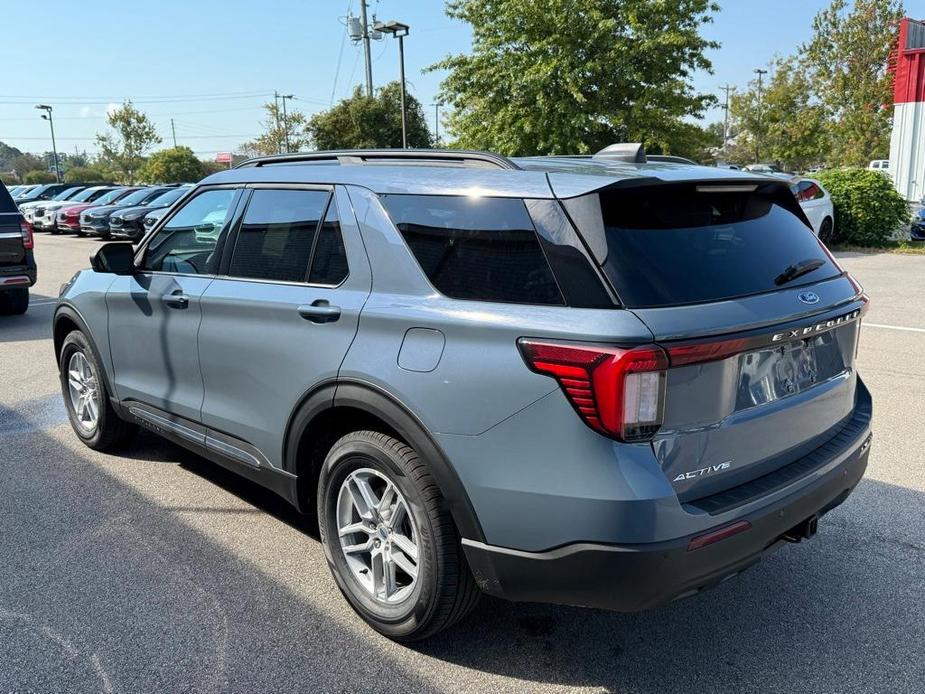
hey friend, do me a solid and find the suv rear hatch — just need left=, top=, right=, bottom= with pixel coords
left=0, top=186, right=29, bottom=271
left=560, top=178, right=866, bottom=503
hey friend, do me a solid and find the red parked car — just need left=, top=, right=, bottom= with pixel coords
left=54, top=187, right=139, bottom=235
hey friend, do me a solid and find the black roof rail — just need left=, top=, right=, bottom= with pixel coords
left=234, top=148, right=521, bottom=171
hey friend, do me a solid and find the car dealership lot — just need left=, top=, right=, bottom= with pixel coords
left=1, top=235, right=923, bottom=693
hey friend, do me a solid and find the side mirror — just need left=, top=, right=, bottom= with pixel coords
left=90, top=242, right=136, bottom=275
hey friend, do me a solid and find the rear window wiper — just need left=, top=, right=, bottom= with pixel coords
left=774, top=258, right=825, bottom=286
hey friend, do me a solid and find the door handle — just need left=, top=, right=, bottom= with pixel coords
left=162, top=292, right=190, bottom=308
left=297, top=300, right=341, bottom=324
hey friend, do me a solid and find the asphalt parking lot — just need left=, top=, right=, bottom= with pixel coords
left=1, top=234, right=923, bottom=694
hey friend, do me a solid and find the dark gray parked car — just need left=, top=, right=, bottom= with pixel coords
left=53, top=148, right=873, bottom=641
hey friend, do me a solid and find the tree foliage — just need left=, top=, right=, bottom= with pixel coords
left=138, top=146, right=206, bottom=183
left=728, top=57, right=829, bottom=170
left=802, top=0, right=904, bottom=167
left=429, top=0, right=719, bottom=155
left=241, top=101, right=310, bottom=156
left=307, top=82, right=432, bottom=150
left=95, top=102, right=161, bottom=184
left=817, top=168, right=909, bottom=245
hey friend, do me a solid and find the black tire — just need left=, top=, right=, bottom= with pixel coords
left=50, top=228, right=61, bottom=235
left=0, top=288, right=28, bottom=315
left=318, top=431, right=480, bottom=641
left=58, top=330, right=136, bottom=451
left=819, top=217, right=835, bottom=244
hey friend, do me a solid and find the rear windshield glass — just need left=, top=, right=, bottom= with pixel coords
left=581, top=183, right=840, bottom=308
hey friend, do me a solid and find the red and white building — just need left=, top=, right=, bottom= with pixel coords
left=889, top=18, right=925, bottom=201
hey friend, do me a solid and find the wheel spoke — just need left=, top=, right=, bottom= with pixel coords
left=386, top=502, right=407, bottom=531
left=371, top=551, right=385, bottom=598
left=377, top=482, right=396, bottom=516
left=391, top=549, right=418, bottom=579
left=86, top=396, right=98, bottom=421
left=342, top=538, right=373, bottom=555
left=338, top=521, right=371, bottom=538
left=384, top=557, right=398, bottom=598
left=391, top=532, right=418, bottom=562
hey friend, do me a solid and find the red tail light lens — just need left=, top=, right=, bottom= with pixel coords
left=20, top=220, right=33, bottom=250
left=518, top=339, right=668, bottom=442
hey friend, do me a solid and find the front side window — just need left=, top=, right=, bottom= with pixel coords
left=228, top=189, right=330, bottom=282
left=142, top=188, right=236, bottom=274
left=380, top=194, right=563, bottom=305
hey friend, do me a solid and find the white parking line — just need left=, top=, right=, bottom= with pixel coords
left=865, top=322, right=925, bottom=334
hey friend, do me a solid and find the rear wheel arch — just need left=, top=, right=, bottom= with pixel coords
left=285, top=380, right=485, bottom=543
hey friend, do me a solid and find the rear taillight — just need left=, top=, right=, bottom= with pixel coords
left=518, top=339, right=668, bottom=442
left=20, top=220, right=33, bottom=250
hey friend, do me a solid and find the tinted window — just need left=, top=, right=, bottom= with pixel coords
left=143, top=189, right=236, bottom=274
left=0, top=185, right=16, bottom=214
left=118, top=188, right=158, bottom=206
left=72, top=187, right=106, bottom=202
left=381, top=194, right=563, bottom=305
left=308, top=198, right=349, bottom=285
left=229, top=189, right=329, bottom=282
left=577, top=183, right=840, bottom=308
left=51, top=187, right=82, bottom=201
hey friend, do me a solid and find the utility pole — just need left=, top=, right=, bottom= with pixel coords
left=431, top=103, right=441, bottom=146
left=280, top=94, right=294, bottom=153
left=170, top=118, right=177, bottom=148
left=754, top=68, right=768, bottom=164
left=273, top=91, right=282, bottom=154
left=719, top=84, right=735, bottom=154
left=360, top=1, right=374, bottom=97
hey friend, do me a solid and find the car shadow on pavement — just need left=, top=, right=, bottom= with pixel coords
left=4, top=405, right=923, bottom=692
left=413, top=477, right=925, bottom=692
left=0, top=293, right=58, bottom=343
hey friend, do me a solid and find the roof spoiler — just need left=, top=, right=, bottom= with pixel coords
left=593, top=143, right=647, bottom=164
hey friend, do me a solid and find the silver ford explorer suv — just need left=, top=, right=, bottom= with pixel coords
left=54, top=148, right=873, bottom=641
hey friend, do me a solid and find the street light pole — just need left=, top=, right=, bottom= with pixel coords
left=35, top=104, right=60, bottom=183
left=374, top=20, right=411, bottom=149
left=431, top=103, right=441, bottom=146
left=754, top=68, right=768, bottom=164
left=719, top=84, right=735, bottom=155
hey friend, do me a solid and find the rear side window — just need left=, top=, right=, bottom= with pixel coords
left=308, top=198, right=349, bottom=285
left=568, top=183, right=840, bottom=308
left=381, top=194, right=563, bottom=305
left=229, top=189, right=330, bottom=282
left=0, top=186, right=16, bottom=214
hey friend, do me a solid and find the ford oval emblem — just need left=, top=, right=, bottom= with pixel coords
left=798, top=291, right=820, bottom=305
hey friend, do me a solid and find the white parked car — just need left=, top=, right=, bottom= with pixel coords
left=868, top=159, right=890, bottom=173
left=791, top=177, right=835, bottom=242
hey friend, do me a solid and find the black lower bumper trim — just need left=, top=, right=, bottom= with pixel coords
left=463, top=429, right=870, bottom=612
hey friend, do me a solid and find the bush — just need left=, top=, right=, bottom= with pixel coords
left=23, top=170, right=56, bottom=184
left=64, top=166, right=111, bottom=184
left=816, top=168, right=910, bottom=246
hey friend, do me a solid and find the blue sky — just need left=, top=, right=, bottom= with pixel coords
left=0, top=0, right=836, bottom=160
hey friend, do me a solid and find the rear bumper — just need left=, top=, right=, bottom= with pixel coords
left=0, top=253, right=37, bottom=289
left=463, top=393, right=872, bottom=612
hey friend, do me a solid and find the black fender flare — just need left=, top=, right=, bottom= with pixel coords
left=283, top=379, right=485, bottom=543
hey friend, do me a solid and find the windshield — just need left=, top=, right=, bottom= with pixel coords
left=73, top=187, right=107, bottom=202
left=567, top=182, right=841, bottom=308
left=52, top=187, right=83, bottom=201
left=19, top=185, right=52, bottom=200
left=94, top=189, right=128, bottom=205
left=148, top=187, right=188, bottom=206
left=118, top=188, right=158, bottom=206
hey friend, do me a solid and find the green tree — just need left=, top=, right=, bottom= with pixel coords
left=138, top=146, right=206, bottom=183
left=730, top=58, right=829, bottom=170
left=241, top=101, right=310, bottom=156
left=307, top=82, right=432, bottom=150
left=95, top=102, right=161, bottom=184
left=429, top=0, right=719, bottom=155
left=802, top=0, right=904, bottom=167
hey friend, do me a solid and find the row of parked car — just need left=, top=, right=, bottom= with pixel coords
left=8, top=182, right=192, bottom=242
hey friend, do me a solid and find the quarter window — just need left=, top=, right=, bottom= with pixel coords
left=142, top=188, right=236, bottom=274
left=228, top=189, right=330, bottom=282
left=308, top=198, right=349, bottom=285
left=380, top=194, right=563, bottom=305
